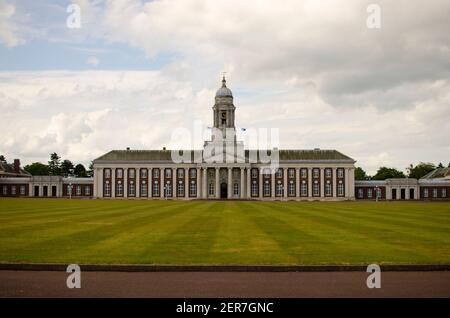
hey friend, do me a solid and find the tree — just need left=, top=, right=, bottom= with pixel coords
left=60, top=160, right=74, bottom=177
left=74, top=163, right=87, bottom=177
left=24, top=162, right=50, bottom=176
left=48, top=152, right=61, bottom=175
left=87, top=161, right=94, bottom=177
left=407, top=162, right=436, bottom=179
left=0, top=155, right=6, bottom=163
left=355, top=167, right=369, bottom=180
left=372, top=167, right=406, bottom=180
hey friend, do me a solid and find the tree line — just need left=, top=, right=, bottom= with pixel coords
left=0, top=153, right=92, bottom=177
left=355, top=162, right=449, bottom=181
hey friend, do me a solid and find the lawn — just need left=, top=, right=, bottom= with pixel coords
left=0, top=198, right=449, bottom=265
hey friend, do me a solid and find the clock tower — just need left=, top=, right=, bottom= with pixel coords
left=212, top=75, right=236, bottom=142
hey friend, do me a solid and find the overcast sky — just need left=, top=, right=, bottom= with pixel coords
left=0, top=0, right=449, bottom=174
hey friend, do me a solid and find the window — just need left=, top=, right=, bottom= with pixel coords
left=76, top=185, right=81, bottom=196
left=423, top=188, right=428, bottom=198
left=288, top=168, right=295, bottom=178
left=358, top=188, right=364, bottom=198
left=129, top=181, right=135, bottom=196
left=313, top=168, right=320, bottom=178
left=153, top=181, right=159, bottom=196
left=208, top=183, right=214, bottom=196
left=276, top=182, right=283, bottom=196
left=104, top=181, right=111, bottom=196
left=189, top=181, right=197, bottom=196
left=104, top=169, right=111, bottom=178
left=233, top=183, right=239, bottom=196
left=2, top=185, right=7, bottom=195
left=301, top=181, right=307, bottom=196
left=301, top=168, right=307, bottom=178
left=263, top=181, right=270, bottom=196
left=251, top=169, right=258, bottom=178
left=263, top=168, right=271, bottom=178
left=288, top=182, right=295, bottom=196
left=442, top=188, right=447, bottom=198
left=251, top=181, right=258, bottom=196
left=116, top=168, right=123, bottom=179
left=11, top=186, right=16, bottom=195
left=165, top=169, right=172, bottom=178
left=178, top=169, right=184, bottom=179
left=67, top=185, right=72, bottom=196
left=20, top=185, right=26, bottom=195
left=85, top=186, right=90, bottom=196
left=337, top=182, right=344, bottom=196
left=140, top=169, right=147, bottom=179
left=128, top=169, right=135, bottom=179
left=313, top=181, right=319, bottom=196
left=190, top=169, right=197, bottom=178
left=165, top=182, right=172, bottom=197
left=433, top=188, right=438, bottom=198
left=116, top=181, right=123, bottom=196
left=325, top=168, right=332, bottom=178
left=275, top=168, right=282, bottom=178
left=140, top=180, right=147, bottom=197
left=337, top=168, right=344, bottom=178
left=177, top=182, right=184, bottom=197
left=376, top=188, right=381, bottom=199
left=153, top=168, right=160, bottom=178
left=325, top=182, right=332, bottom=196
left=367, top=188, right=373, bottom=199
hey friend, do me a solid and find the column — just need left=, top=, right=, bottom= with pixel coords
left=196, top=168, right=200, bottom=198
left=111, top=169, right=116, bottom=198
left=173, top=167, right=176, bottom=198
left=271, top=169, right=275, bottom=198
left=296, top=168, right=300, bottom=197
left=259, top=169, right=263, bottom=199
left=202, top=167, right=207, bottom=199
left=124, top=168, right=128, bottom=198
left=148, top=167, right=152, bottom=199
left=160, top=168, right=165, bottom=198
left=332, top=167, right=337, bottom=197
left=345, top=168, right=349, bottom=199
left=283, top=168, right=288, bottom=198
left=185, top=168, right=189, bottom=198
left=93, top=168, right=98, bottom=197
left=348, top=168, right=355, bottom=199
left=240, top=167, right=245, bottom=199
left=246, top=168, right=251, bottom=199
left=307, top=167, right=312, bottom=197
left=320, top=168, right=324, bottom=198
left=227, top=168, right=232, bottom=199
left=215, top=167, right=220, bottom=199
left=136, top=169, right=140, bottom=198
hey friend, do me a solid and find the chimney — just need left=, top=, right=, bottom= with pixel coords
left=14, top=159, right=20, bottom=173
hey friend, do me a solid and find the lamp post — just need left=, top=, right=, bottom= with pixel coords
left=68, top=168, right=74, bottom=199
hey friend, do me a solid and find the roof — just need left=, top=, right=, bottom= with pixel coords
left=0, top=162, right=31, bottom=177
left=421, top=167, right=450, bottom=179
left=93, top=149, right=355, bottom=163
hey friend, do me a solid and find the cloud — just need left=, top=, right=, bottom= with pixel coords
left=87, top=56, right=100, bottom=66
left=0, top=1, right=24, bottom=47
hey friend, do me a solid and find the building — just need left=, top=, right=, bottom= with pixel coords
left=0, top=77, right=449, bottom=200
left=91, top=77, right=356, bottom=200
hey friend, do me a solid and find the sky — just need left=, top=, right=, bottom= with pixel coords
left=0, top=0, right=449, bottom=174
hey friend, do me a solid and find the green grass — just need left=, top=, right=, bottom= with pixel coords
left=0, top=198, right=449, bottom=265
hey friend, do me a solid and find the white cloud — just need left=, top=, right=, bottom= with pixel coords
left=0, top=1, right=23, bottom=47
left=87, top=56, right=100, bottom=66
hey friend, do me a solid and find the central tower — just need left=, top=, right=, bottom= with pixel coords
left=212, top=76, right=236, bottom=142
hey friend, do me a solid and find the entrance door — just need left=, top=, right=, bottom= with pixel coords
left=34, top=186, right=39, bottom=197
left=401, top=189, right=406, bottom=200
left=43, top=186, right=48, bottom=197
left=409, top=188, right=415, bottom=200
left=52, top=186, right=57, bottom=197
left=220, top=183, right=227, bottom=199
left=391, top=188, right=397, bottom=200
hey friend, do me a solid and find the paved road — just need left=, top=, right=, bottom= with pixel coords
left=0, top=271, right=449, bottom=297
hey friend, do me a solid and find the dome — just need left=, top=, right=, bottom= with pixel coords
left=215, top=76, right=233, bottom=97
